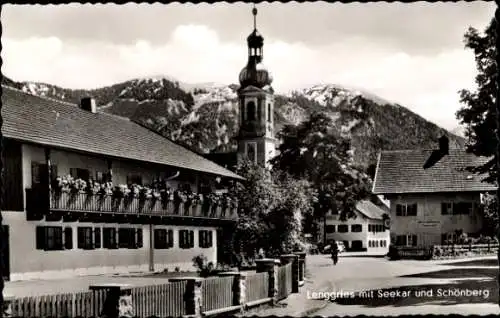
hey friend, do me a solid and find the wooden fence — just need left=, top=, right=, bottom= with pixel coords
left=10, top=289, right=107, bottom=318
left=246, top=272, right=269, bottom=303
left=434, top=243, right=499, bottom=253
left=132, top=281, right=187, bottom=318
left=276, top=263, right=293, bottom=300
left=7, top=264, right=298, bottom=317
left=202, top=276, right=235, bottom=313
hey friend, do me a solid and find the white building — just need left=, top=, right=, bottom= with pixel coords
left=325, top=200, right=390, bottom=253
left=372, top=141, right=497, bottom=247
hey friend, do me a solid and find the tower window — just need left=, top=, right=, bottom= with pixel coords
left=246, top=142, right=257, bottom=164
left=267, top=103, right=271, bottom=122
left=247, top=101, right=256, bottom=121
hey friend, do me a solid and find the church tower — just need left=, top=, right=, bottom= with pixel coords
left=237, top=5, right=277, bottom=167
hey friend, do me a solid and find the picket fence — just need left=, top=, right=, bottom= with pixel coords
left=277, top=263, right=293, bottom=300
left=8, top=266, right=295, bottom=317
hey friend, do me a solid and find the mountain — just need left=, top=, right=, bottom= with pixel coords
left=1, top=75, right=466, bottom=171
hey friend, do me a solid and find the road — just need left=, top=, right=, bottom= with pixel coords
left=306, top=253, right=500, bottom=316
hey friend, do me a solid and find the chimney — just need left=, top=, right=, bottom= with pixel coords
left=438, top=135, right=449, bottom=155
left=80, top=97, right=97, bottom=113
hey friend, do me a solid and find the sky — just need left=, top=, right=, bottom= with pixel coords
left=1, top=2, right=496, bottom=133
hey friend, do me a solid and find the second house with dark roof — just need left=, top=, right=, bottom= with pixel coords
left=372, top=137, right=496, bottom=247
left=1, top=85, right=243, bottom=281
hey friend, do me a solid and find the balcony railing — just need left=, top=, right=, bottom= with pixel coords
left=26, top=188, right=238, bottom=220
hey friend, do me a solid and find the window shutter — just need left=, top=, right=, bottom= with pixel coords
left=168, top=230, right=174, bottom=248
left=190, top=231, right=194, bottom=248
left=55, top=227, right=64, bottom=250
left=208, top=231, right=213, bottom=247
left=396, top=205, right=402, bottom=216
left=95, top=228, right=101, bottom=249
left=64, top=227, right=73, bottom=250
left=136, top=228, right=143, bottom=248
left=412, top=235, right=417, bottom=246
left=77, top=228, right=84, bottom=249
left=179, top=230, right=185, bottom=249
left=36, top=226, right=46, bottom=250
left=412, top=204, right=418, bottom=216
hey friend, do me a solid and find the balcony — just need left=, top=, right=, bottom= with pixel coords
left=26, top=188, right=238, bottom=223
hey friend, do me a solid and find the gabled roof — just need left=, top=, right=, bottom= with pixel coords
left=372, top=148, right=496, bottom=194
left=2, top=85, right=244, bottom=180
left=356, top=200, right=388, bottom=220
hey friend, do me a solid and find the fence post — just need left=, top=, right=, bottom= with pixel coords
left=169, top=277, right=203, bottom=317
left=280, top=254, right=299, bottom=293
left=255, top=259, right=280, bottom=305
left=218, top=271, right=247, bottom=312
left=294, top=251, right=306, bottom=286
left=89, top=284, right=134, bottom=318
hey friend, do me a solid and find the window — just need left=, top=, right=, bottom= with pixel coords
left=179, top=230, right=195, bottom=249
left=396, top=234, right=417, bottom=246
left=325, top=225, right=335, bottom=233
left=103, top=228, right=117, bottom=249
left=351, top=224, right=362, bottom=233
left=154, top=229, right=174, bottom=249
left=441, top=202, right=452, bottom=215
left=246, top=101, right=256, bottom=121
left=36, top=226, right=64, bottom=251
left=127, top=175, right=143, bottom=186
left=95, top=171, right=106, bottom=183
left=64, top=227, right=73, bottom=250
left=338, top=225, right=348, bottom=233
left=94, top=228, right=101, bottom=249
left=245, top=142, right=257, bottom=164
left=453, top=202, right=473, bottom=215
left=31, top=162, right=58, bottom=186
left=396, top=203, right=417, bottom=216
left=267, top=104, right=272, bottom=122
left=118, top=228, right=137, bottom=249
left=369, top=240, right=372, bottom=248
left=368, top=225, right=372, bottom=232
left=199, top=230, right=213, bottom=248
left=78, top=227, right=94, bottom=250
left=70, top=168, right=90, bottom=181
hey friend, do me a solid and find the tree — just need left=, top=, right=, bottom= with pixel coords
left=455, top=14, right=499, bottom=307
left=456, top=17, right=497, bottom=183
left=270, top=112, right=371, bottom=243
left=228, top=160, right=316, bottom=262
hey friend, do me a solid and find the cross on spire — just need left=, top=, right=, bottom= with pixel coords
left=252, top=4, right=258, bottom=30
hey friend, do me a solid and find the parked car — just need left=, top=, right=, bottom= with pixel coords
left=323, top=241, right=346, bottom=254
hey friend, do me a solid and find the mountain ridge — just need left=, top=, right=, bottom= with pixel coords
left=1, top=74, right=466, bottom=171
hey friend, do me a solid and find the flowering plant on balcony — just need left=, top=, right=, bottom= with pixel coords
left=98, top=182, right=113, bottom=197
left=185, top=191, right=202, bottom=206
left=53, top=175, right=73, bottom=194
left=112, top=184, right=129, bottom=199
left=160, top=188, right=172, bottom=204
left=206, top=192, right=222, bottom=206
left=174, top=189, right=187, bottom=203
left=138, top=186, right=152, bottom=201
left=129, top=184, right=141, bottom=198
left=70, top=178, right=87, bottom=194
left=85, top=180, right=101, bottom=196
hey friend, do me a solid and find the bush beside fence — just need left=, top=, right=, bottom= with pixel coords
left=6, top=253, right=306, bottom=318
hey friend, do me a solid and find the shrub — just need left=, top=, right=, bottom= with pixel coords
left=192, top=254, right=217, bottom=277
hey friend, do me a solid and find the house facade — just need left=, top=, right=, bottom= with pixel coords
left=325, top=200, right=390, bottom=252
left=372, top=142, right=497, bottom=247
left=1, top=86, right=243, bottom=281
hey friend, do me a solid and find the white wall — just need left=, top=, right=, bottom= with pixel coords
left=387, top=192, right=484, bottom=246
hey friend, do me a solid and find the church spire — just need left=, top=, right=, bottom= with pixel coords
left=253, top=4, right=257, bottom=30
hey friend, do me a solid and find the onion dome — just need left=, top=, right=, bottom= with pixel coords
left=238, top=5, right=273, bottom=89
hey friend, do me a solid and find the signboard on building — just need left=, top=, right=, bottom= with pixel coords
left=417, top=221, right=440, bottom=228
